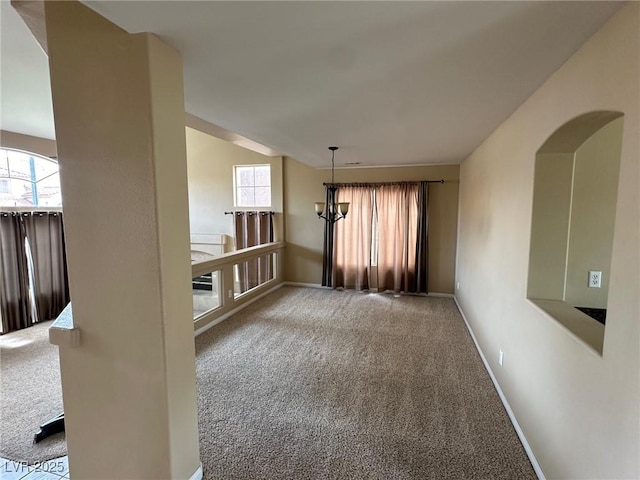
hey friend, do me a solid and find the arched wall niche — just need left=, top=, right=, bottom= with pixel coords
left=527, top=111, right=624, bottom=355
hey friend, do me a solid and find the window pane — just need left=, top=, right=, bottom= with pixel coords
left=236, top=166, right=255, bottom=187
left=32, top=157, right=58, bottom=181
left=254, top=165, right=271, bottom=186
left=254, top=187, right=271, bottom=207
left=36, top=172, right=62, bottom=207
left=8, top=151, right=32, bottom=181
left=0, top=149, right=61, bottom=207
left=0, top=150, right=8, bottom=177
left=0, top=178, right=35, bottom=206
left=237, top=187, right=255, bottom=207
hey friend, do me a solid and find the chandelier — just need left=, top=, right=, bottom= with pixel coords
left=314, top=146, right=350, bottom=223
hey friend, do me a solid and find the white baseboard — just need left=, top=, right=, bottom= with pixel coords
left=283, top=282, right=454, bottom=299
left=194, top=283, right=284, bottom=337
left=427, top=292, right=454, bottom=298
left=188, top=463, right=203, bottom=480
left=283, top=281, right=330, bottom=289
left=453, top=296, right=545, bottom=480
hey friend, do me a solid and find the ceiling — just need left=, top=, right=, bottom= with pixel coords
left=1, top=1, right=623, bottom=167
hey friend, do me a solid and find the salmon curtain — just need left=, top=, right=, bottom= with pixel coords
left=376, top=183, right=419, bottom=293
left=333, top=186, right=373, bottom=290
left=324, top=181, right=430, bottom=295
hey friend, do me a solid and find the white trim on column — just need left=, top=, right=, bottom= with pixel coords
left=194, top=283, right=285, bottom=337
left=283, top=282, right=454, bottom=299
left=283, top=281, right=330, bottom=289
left=188, top=463, right=203, bottom=480
left=453, top=296, right=546, bottom=480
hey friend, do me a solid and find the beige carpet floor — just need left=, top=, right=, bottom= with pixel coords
left=0, top=321, right=66, bottom=463
left=195, top=286, right=536, bottom=480
left=0, top=286, right=537, bottom=478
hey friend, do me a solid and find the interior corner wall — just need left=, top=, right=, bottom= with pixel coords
left=455, top=3, right=639, bottom=479
left=527, top=152, right=574, bottom=300
left=283, top=156, right=459, bottom=294
left=282, top=156, right=330, bottom=285
left=0, top=130, right=57, bottom=158
left=564, top=118, right=622, bottom=309
left=185, top=127, right=284, bottom=244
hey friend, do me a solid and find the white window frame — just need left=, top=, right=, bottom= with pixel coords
left=233, top=164, right=272, bottom=208
left=0, top=148, right=62, bottom=207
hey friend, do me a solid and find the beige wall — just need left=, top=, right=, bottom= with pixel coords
left=284, top=157, right=459, bottom=294
left=456, top=4, right=638, bottom=479
left=282, top=156, right=327, bottom=284
left=528, top=152, right=574, bottom=300
left=565, top=118, right=622, bottom=308
left=186, top=127, right=284, bottom=244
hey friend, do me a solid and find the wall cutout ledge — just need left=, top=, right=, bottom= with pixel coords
left=528, top=298, right=604, bottom=355
left=49, top=303, right=80, bottom=348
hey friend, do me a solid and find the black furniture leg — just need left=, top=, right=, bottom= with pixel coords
left=33, top=412, right=65, bottom=444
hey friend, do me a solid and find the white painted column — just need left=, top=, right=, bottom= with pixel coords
left=13, top=1, right=201, bottom=478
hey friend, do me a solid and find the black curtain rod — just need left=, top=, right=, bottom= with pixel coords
left=224, top=211, right=274, bottom=215
left=323, top=180, right=444, bottom=187
left=1, top=211, right=61, bottom=217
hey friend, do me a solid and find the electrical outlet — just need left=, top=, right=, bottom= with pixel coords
left=456, top=282, right=460, bottom=290
left=588, top=271, right=602, bottom=288
left=228, top=289, right=233, bottom=299
left=499, top=350, right=504, bottom=367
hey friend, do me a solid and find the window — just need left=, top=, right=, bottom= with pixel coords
left=0, top=148, right=62, bottom=207
left=234, top=165, right=271, bottom=208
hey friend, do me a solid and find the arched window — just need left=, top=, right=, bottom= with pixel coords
left=0, top=148, right=62, bottom=207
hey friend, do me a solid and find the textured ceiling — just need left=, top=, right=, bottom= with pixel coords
left=1, top=1, right=623, bottom=167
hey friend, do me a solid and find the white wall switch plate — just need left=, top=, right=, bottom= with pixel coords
left=588, top=271, right=602, bottom=288
left=499, top=350, right=504, bottom=366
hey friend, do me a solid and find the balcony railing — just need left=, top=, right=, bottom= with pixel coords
left=191, top=241, right=285, bottom=334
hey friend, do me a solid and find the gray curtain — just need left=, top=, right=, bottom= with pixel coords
left=0, top=212, right=69, bottom=334
left=234, top=211, right=273, bottom=293
left=321, top=186, right=336, bottom=287
left=414, top=182, right=429, bottom=293
left=23, top=212, right=70, bottom=322
left=0, top=213, right=32, bottom=333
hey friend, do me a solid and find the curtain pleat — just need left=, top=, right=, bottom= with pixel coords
left=246, top=214, right=259, bottom=289
left=258, top=212, right=273, bottom=283
left=376, top=184, right=419, bottom=293
left=0, top=213, right=32, bottom=333
left=23, top=212, right=70, bottom=322
left=333, top=186, right=373, bottom=290
left=414, top=182, right=429, bottom=293
left=234, top=212, right=249, bottom=292
left=321, top=187, right=335, bottom=287
left=0, top=211, right=69, bottom=334
left=233, top=211, right=274, bottom=293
